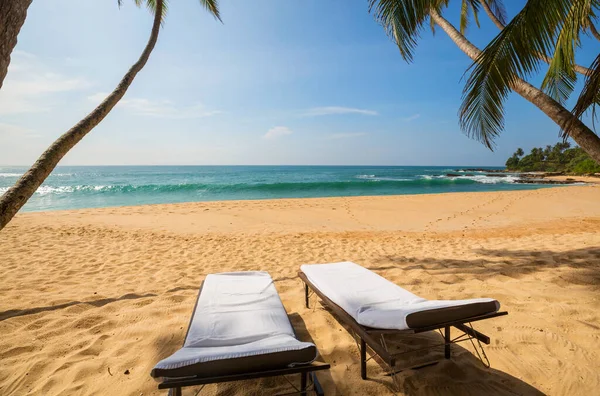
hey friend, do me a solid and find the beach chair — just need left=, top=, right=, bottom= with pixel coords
left=299, top=262, right=507, bottom=380
left=151, top=271, right=330, bottom=395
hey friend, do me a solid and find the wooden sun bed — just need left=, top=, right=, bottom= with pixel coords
left=151, top=272, right=330, bottom=395
left=299, top=265, right=507, bottom=380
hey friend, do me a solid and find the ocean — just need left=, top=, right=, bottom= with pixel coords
left=0, top=165, right=555, bottom=212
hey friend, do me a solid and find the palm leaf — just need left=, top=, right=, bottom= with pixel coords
left=369, top=0, right=439, bottom=62
left=540, top=0, right=597, bottom=104
left=585, top=12, right=600, bottom=40
left=430, top=11, right=437, bottom=34
left=460, top=0, right=471, bottom=35
left=568, top=53, right=600, bottom=134
left=123, top=0, right=169, bottom=24
left=460, top=0, right=480, bottom=35
left=198, top=0, right=222, bottom=22
left=460, top=0, right=589, bottom=149
left=590, top=21, right=600, bottom=40
left=470, top=1, right=481, bottom=29
left=485, top=0, right=507, bottom=26
left=124, top=0, right=221, bottom=24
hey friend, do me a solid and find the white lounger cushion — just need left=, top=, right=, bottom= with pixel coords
left=153, top=272, right=317, bottom=376
left=301, top=262, right=500, bottom=330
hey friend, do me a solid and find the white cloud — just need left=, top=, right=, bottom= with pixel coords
left=88, top=93, right=221, bottom=119
left=403, top=113, right=421, bottom=122
left=303, top=106, right=378, bottom=116
left=325, top=132, right=367, bottom=140
left=10, top=73, right=89, bottom=96
left=0, top=51, right=91, bottom=115
left=264, top=126, right=293, bottom=139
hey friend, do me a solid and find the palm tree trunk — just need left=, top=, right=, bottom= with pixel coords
left=430, top=8, right=600, bottom=164
left=0, top=0, right=33, bottom=89
left=478, top=0, right=590, bottom=76
left=0, top=0, right=163, bottom=231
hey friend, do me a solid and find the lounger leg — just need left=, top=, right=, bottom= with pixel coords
left=304, top=282, right=309, bottom=308
left=168, top=387, right=182, bottom=396
left=312, top=372, right=325, bottom=396
left=300, top=372, right=308, bottom=395
left=360, top=338, right=367, bottom=379
left=444, top=326, right=451, bottom=359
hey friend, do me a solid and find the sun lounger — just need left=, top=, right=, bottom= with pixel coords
left=151, top=271, right=330, bottom=395
left=299, top=262, right=507, bottom=379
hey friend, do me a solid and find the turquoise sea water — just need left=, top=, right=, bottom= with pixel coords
left=0, top=165, right=556, bottom=212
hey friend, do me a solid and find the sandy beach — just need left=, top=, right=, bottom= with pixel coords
left=1, top=185, right=599, bottom=395
left=536, top=175, right=600, bottom=184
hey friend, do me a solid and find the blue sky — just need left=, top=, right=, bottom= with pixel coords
left=0, top=0, right=597, bottom=166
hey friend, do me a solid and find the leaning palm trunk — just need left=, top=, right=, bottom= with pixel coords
left=0, top=0, right=33, bottom=89
left=430, top=9, right=600, bottom=164
left=0, top=0, right=163, bottom=231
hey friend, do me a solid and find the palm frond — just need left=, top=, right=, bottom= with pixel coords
left=567, top=53, right=600, bottom=135
left=470, top=1, right=481, bottom=29
left=199, top=0, right=222, bottom=22
left=460, top=0, right=471, bottom=35
left=369, top=0, right=437, bottom=62
left=541, top=1, right=597, bottom=104
left=586, top=16, right=600, bottom=40
left=485, top=0, right=507, bottom=26
left=128, top=0, right=169, bottom=25
left=125, top=0, right=221, bottom=25
left=460, top=66, right=506, bottom=149
left=460, top=0, right=591, bottom=149
left=542, top=55, right=577, bottom=105
left=459, top=0, right=481, bottom=34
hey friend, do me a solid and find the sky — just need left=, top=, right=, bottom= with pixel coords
left=0, top=0, right=598, bottom=166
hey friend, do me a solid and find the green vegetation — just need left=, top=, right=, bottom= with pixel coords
left=506, top=142, right=600, bottom=174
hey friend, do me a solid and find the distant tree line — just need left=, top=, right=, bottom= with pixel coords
left=506, top=142, right=600, bottom=174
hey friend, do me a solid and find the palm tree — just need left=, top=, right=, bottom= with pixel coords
left=369, top=0, right=600, bottom=164
left=0, top=0, right=33, bottom=89
left=0, top=0, right=221, bottom=231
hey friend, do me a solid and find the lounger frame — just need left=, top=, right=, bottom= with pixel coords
left=159, top=364, right=330, bottom=396
left=299, top=272, right=507, bottom=380
left=155, top=281, right=331, bottom=396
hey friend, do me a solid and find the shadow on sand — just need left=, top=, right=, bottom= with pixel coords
left=371, top=246, right=600, bottom=288
left=314, top=302, right=545, bottom=396
left=0, top=292, right=157, bottom=322
left=289, top=312, right=337, bottom=394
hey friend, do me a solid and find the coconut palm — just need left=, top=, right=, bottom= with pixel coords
left=369, top=0, right=600, bottom=164
left=0, top=0, right=221, bottom=231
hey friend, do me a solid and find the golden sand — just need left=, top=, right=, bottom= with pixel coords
left=542, top=175, right=600, bottom=184
left=1, top=185, right=599, bottom=395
